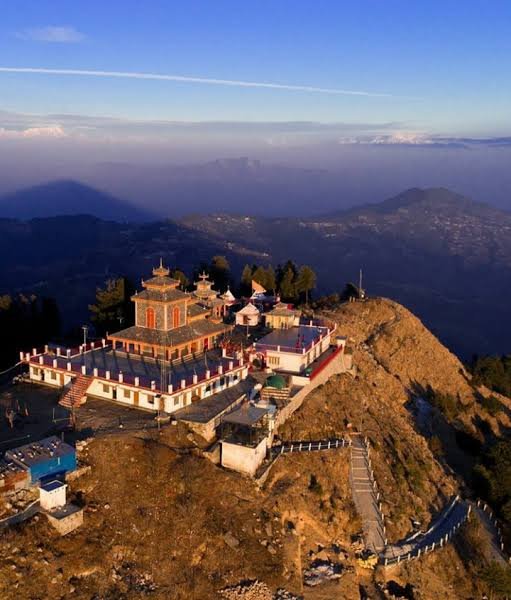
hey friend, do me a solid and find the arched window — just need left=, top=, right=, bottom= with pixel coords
left=146, top=307, right=155, bottom=329
left=173, top=306, right=180, bottom=328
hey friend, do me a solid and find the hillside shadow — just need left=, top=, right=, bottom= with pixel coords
left=406, top=381, right=481, bottom=492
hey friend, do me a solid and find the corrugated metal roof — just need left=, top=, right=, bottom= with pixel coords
left=222, top=403, right=268, bottom=426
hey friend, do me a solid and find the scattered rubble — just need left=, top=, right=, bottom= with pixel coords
left=220, top=580, right=302, bottom=600
left=303, top=559, right=343, bottom=587
left=112, top=562, right=157, bottom=594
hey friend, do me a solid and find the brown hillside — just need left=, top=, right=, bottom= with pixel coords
left=0, top=298, right=505, bottom=599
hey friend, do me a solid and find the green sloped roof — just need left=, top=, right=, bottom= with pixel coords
left=264, top=374, right=286, bottom=389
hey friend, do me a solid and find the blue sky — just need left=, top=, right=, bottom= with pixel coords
left=0, top=0, right=510, bottom=138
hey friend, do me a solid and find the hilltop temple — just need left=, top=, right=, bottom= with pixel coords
left=109, top=263, right=231, bottom=360
left=24, top=262, right=248, bottom=415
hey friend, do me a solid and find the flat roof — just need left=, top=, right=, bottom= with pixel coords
left=34, top=347, right=243, bottom=393
left=5, top=436, right=75, bottom=467
left=41, top=479, right=66, bottom=492
left=78, top=348, right=237, bottom=389
left=47, top=503, right=82, bottom=520
left=173, top=378, right=254, bottom=424
left=255, top=325, right=327, bottom=351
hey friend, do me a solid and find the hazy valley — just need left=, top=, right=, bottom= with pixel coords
left=1, top=184, right=510, bottom=358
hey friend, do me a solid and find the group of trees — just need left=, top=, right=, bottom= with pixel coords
left=470, top=354, right=511, bottom=398
left=240, top=260, right=317, bottom=303
left=0, top=294, right=61, bottom=369
left=89, top=277, right=135, bottom=337
left=475, top=438, right=511, bottom=526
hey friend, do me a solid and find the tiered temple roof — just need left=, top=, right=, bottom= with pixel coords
left=108, top=261, right=232, bottom=357
left=113, top=320, right=228, bottom=347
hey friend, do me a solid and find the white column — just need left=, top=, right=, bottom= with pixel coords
left=67, top=362, right=71, bottom=372
left=118, top=372, right=123, bottom=383
left=134, top=377, right=140, bottom=386
left=181, top=379, right=186, bottom=389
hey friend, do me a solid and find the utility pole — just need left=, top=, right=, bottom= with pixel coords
left=82, top=325, right=89, bottom=347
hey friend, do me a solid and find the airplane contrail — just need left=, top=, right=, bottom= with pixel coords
left=0, top=66, right=394, bottom=98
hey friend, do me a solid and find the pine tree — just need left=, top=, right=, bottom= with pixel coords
left=240, top=264, right=254, bottom=296
left=296, top=265, right=317, bottom=304
left=209, top=255, right=230, bottom=291
left=252, top=266, right=268, bottom=289
left=266, top=265, right=276, bottom=294
left=89, top=278, right=134, bottom=336
left=171, top=269, right=189, bottom=290
left=279, top=268, right=297, bottom=302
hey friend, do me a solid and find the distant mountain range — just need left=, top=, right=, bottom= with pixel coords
left=0, top=186, right=509, bottom=358
left=0, top=180, right=153, bottom=222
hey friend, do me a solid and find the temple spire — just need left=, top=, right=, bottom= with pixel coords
left=152, top=259, right=170, bottom=278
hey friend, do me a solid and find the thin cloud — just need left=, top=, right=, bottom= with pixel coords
left=16, top=26, right=85, bottom=43
left=0, top=66, right=401, bottom=98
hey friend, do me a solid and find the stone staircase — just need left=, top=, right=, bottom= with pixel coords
left=350, top=435, right=386, bottom=553
left=59, top=374, right=91, bottom=410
